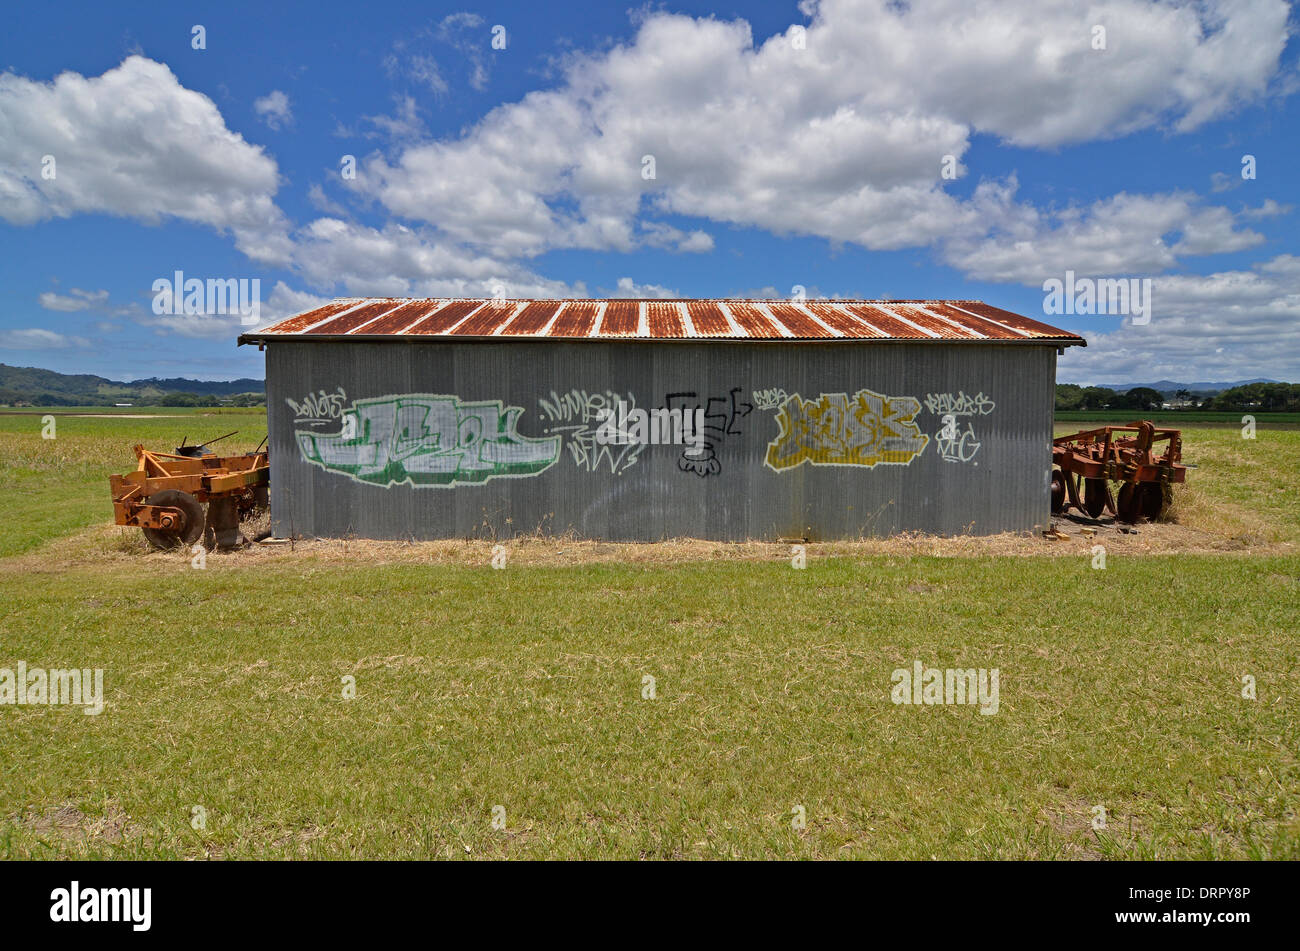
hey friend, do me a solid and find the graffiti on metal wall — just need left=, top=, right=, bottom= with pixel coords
left=296, top=394, right=560, bottom=487
left=752, top=387, right=791, bottom=411
left=935, top=417, right=982, bottom=463
left=286, top=386, right=349, bottom=425
left=924, top=391, right=995, bottom=464
left=763, top=388, right=929, bottom=471
left=538, top=387, right=752, bottom=478
left=923, top=391, right=995, bottom=418
left=666, top=388, right=753, bottom=477
left=291, top=385, right=994, bottom=485
left=537, top=389, right=643, bottom=475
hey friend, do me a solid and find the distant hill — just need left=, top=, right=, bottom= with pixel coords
left=1082, top=379, right=1283, bottom=395
left=0, top=363, right=264, bottom=406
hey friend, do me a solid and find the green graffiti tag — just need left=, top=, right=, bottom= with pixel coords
left=295, top=394, right=560, bottom=488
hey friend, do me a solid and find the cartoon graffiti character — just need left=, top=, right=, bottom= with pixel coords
left=678, top=444, right=721, bottom=477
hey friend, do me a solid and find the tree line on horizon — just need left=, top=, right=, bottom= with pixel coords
left=1056, top=382, right=1300, bottom=413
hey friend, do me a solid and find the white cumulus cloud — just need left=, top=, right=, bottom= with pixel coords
left=347, top=0, right=1290, bottom=262
left=253, top=89, right=293, bottom=130
left=1060, top=254, right=1300, bottom=382
left=0, top=328, right=92, bottom=349
left=38, top=287, right=109, bottom=311
left=0, top=56, right=292, bottom=264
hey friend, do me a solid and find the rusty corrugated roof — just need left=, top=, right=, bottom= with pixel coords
left=240, top=299, right=1086, bottom=344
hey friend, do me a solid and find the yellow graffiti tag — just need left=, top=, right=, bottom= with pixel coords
left=764, top=389, right=929, bottom=471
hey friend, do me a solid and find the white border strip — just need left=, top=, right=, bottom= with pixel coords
left=532, top=300, right=569, bottom=337
left=827, top=302, right=885, bottom=337
left=491, top=300, right=531, bottom=335
left=587, top=301, right=608, bottom=337
left=284, top=298, right=372, bottom=334
left=394, top=300, right=452, bottom=334
left=677, top=301, right=696, bottom=338
left=791, top=302, right=845, bottom=338
left=714, top=301, right=745, bottom=337
left=905, top=303, right=988, bottom=339
left=754, top=302, right=796, bottom=338
left=343, top=300, right=415, bottom=335
left=870, top=303, right=940, bottom=338
left=944, top=301, right=1033, bottom=338
left=438, top=299, right=493, bottom=335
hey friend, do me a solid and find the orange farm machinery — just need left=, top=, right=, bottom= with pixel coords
left=1051, top=420, right=1186, bottom=524
left=109, top=435, right=269, bottom=551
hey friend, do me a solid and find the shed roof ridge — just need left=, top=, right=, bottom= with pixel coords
left=239, top=296, right=1087, bottom=345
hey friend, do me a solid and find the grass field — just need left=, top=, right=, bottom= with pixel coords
left=1054, top=410, right=1300, bottom=426
left=0, top=411, right=1295, bottom=859
left=0, top=405, right=265, bottom=419
left=0, top=413, right=268, bottom=559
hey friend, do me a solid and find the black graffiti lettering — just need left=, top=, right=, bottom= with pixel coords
left=665, top=387, right=752, bottom=477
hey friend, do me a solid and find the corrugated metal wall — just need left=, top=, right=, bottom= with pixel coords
left=264, top=341, right=1057, bottom=540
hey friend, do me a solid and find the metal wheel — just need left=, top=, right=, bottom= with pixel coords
left=141, top=489, right=205, bottom=550
left=1139, top=482, right=1167, bottom=521
left=1083, top=477, right=1108, bottom=519
left=1116, top=482, right=1141, bottom=524
left=1050, top=469, right=1066, bottom=514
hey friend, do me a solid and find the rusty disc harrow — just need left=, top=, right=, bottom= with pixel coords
left=1050, top=420, right=1186, bottom=524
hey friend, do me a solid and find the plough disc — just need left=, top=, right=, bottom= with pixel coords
left=1116, top=479, right=1170, bottom=523
left=1050, top=469, right=1067, bottom=514
left=1083, top=478, right=1109, bottom=519
left=1144, top=482, right=1169, bottom=521
left=140, top=489, right=205, bottom=550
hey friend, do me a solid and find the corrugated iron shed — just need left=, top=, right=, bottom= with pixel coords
left=240, top=298, right=1087, bottom=345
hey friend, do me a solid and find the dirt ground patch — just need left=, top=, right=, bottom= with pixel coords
left=3, top=508, right=1293, bottom=576
left=13, top=801, right=146, bottom=847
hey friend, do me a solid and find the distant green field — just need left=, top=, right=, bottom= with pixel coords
left=0, top=405, right=264, bottom=416
left=1055, top=410, right=1300, bottom=426
left=0, top=411, right=1296, bottom=859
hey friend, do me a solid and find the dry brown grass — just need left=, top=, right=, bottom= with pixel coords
left=1164, top=479, right=1276, bottom=546
left=3, top=508, right=1291, bottom=579
left=14, top=801, right=146, bottom=848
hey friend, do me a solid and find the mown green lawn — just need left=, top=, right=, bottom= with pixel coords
left=0, top=412, right=1295, bottom=859
left=0, top=406, right=264, bottom=416
left=1, top=555, right=1296, bottom=859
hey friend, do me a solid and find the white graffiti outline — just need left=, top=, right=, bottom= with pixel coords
left=537, top=389, right=642, bottom=475
left=286, top=386, right=349, bottom=425
left=923, top=391, right=995, bottom=417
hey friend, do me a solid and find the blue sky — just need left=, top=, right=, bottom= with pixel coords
left=1, top=0, right=1297, bottom=384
